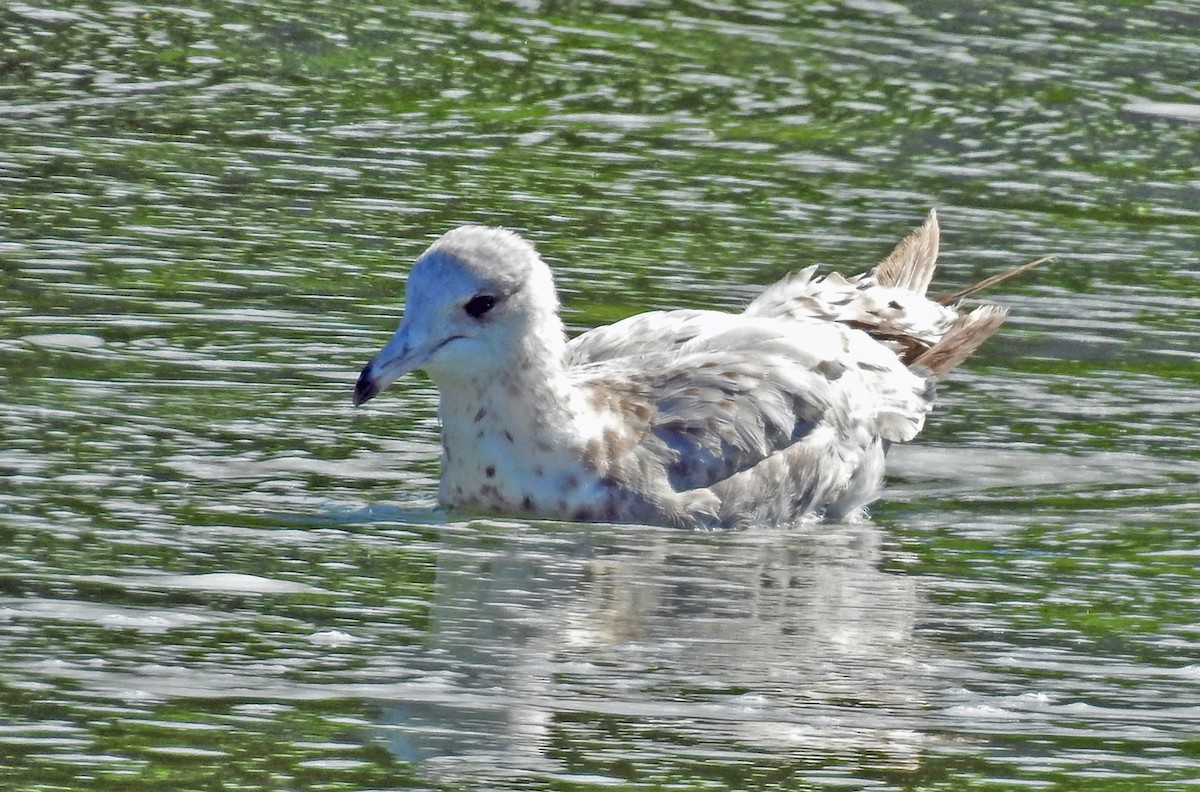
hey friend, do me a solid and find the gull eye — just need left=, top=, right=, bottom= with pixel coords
left=463, top=294, right=497, bottom=319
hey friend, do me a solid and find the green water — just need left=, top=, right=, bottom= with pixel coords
left=2, top=1, right=1198, bottom=789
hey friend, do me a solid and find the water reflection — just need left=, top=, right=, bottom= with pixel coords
left=380, top=520, right=928, bottom=783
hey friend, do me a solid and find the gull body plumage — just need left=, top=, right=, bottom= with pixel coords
left=354, top=211, right=1013, bottom=529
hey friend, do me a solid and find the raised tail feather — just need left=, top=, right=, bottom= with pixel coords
left=742, top=209, right=956, bottom=343
left=875, top=208, right=940, bottom=296
left=870, top=210, right=1046, bottom=375
left=910, top=305, right=1009, bottom=376
left=744, top=210, right=1044, bottom=375
left=935, top=255, right=1054, bottom=305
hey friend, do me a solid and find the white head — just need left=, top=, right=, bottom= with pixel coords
left=354, top=226, right=564, bottom=405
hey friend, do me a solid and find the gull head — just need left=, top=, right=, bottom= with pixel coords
left=354, top=225, right=563, bottom=406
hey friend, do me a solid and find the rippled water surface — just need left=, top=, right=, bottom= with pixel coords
left=2, top=1, right=1198, bottom=789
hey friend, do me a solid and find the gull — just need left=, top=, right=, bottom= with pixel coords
left=354, top=211, right=1039, bottom=529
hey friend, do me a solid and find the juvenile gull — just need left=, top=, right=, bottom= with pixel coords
left=354, top=211, right=1028, bottom=529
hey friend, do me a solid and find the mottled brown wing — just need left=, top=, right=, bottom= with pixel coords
left=573, top=318, right=929, bottom=493
left=565, top=309, right=740, bottom=366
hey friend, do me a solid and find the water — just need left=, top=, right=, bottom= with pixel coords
left=1, top=0, right=1198, bottom=789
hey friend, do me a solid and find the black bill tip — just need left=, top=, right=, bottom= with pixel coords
left=353, top=365, right=379, bottom=407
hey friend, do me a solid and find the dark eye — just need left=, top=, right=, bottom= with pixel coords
left=463, top=294, right=497, bottom=319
